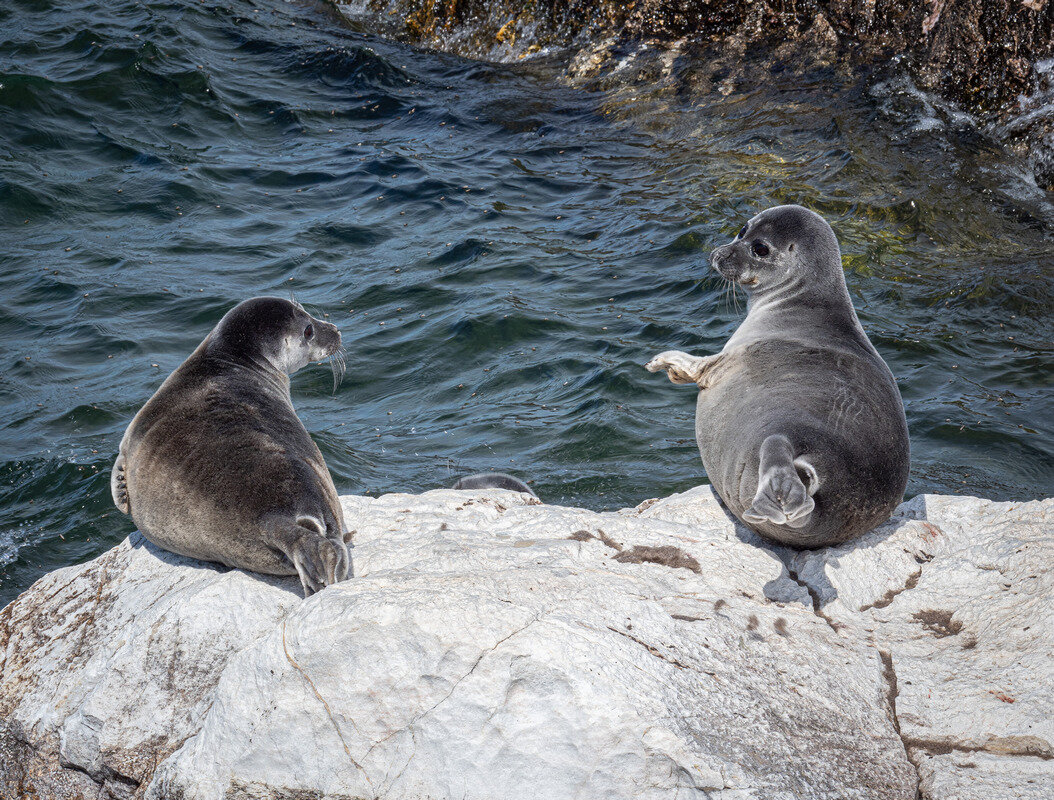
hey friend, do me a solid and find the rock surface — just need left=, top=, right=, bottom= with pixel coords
left=1, top=486, right=1051, bottom=799
left=337, top=1, right=1053, bottom=113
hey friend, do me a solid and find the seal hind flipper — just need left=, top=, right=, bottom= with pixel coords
left=111, top=453, right=130, bottom=514
left=743, top=436, right=818, bottom=530
left=452, top=472, right=537, bottom=497
left=268, top=517, right=351, bottom=597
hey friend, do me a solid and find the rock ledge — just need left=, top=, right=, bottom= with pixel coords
left=1, top=487, right=1050, bottom=799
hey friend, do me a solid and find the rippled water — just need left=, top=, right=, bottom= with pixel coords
left=2, top=0, right=1052, bottom=606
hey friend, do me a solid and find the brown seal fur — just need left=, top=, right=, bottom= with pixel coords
left=112, top=297, right=350, bottom=595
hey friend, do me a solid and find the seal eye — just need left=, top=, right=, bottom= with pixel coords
left=737, top=226, right=747, bottom=239
left=751, top=241, right=770, bottom=258
left=304, top=324, right=314, bottom=340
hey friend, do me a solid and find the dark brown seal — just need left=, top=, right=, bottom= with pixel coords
left=111, top=297, right=351, bottom=595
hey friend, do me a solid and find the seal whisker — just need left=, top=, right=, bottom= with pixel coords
left=722, top=278, right=737, bottom=314
left=330, top=347, right=347, bottom=393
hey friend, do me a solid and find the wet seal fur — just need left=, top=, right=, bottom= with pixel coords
left=647, top=205, right=909, bottom=547
left=112, top=297, right=351, bottom=595
left=452, top=472, right=536, bottom=497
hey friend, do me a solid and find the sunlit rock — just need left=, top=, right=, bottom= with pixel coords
left=2, top=486, right=1049, bottom=799
left=788, top=494, right=1054, bottom=798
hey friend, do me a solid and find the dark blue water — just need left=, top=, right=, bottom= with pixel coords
left=2, top=0, right=1052, bottom=606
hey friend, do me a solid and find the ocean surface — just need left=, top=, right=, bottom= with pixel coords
left=2, top=0, right=1052, bottom=606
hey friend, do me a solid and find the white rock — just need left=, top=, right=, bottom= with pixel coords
left=0, top=534, right=302, bottom=798
left=915, top=751, right=1054, bottom=800
left=1, top=486, right=1048, bottom=799
left=788, top=494, right=1054, bottom=798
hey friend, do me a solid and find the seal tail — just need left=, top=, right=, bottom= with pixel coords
left=742, top=435, right=818, bottom=530
left=451, top=472, right=537, bottom=498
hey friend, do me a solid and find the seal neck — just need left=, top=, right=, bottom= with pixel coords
left=738, top=275, right=872, bottom=353
left=202, top=337, right=292, bottom=399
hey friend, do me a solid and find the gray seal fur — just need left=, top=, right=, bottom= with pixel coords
left=451, top=472, right=536, bottom=497
left=647, top=205, right=909, bottom=547
left=111, top=297, right=351, bottom=595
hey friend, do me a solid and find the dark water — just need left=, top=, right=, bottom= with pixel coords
left=2, top=0, right=1052, bottom=606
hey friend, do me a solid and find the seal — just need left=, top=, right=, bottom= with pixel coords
left=646, top=205, right=909, bottom=547
left=451, top=472, right=536, bottom=497
left=111, top=297, right=351, bottom=596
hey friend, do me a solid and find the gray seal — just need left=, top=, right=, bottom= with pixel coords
left=647, top=205, right=909, bottom=547
left=451, top=472, right=536, bottom=497
left=111, top=297, right=351, bottom=595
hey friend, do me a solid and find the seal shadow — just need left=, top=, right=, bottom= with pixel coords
left=128, top=531, right=306, bottom=598
left=703, top=492, right=929, bottom=612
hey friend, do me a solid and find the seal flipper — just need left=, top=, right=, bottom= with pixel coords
left=268, top=516, right=351, bottom=597
left=318, top=507, right=355, bottom=578
left=646, top=350, right=729, bottom=387
left=743, top=436, right=819, bottom=530
left=111, top=453, right=131, bottom=514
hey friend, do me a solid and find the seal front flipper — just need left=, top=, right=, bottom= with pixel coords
left=646, top=350, right=724, bottom=387
left=743, top=435, right=819, bottom=530
left=111, top=452, right=130, bottom=514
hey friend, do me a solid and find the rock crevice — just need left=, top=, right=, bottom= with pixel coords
left=786, top=494, right=1054, bottom=797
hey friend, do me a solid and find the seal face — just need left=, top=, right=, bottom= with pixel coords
left=111, top=297, right=351, bottom=595
left=647, top=205, right=910, bottom=547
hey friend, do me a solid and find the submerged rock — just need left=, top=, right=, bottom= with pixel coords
left=1, top=486, right=1050, bottom=798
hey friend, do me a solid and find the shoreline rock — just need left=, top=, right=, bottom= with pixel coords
left=1, top=486, right=1051, bottom=798
left=337, top=1, right=1052, bottom=115
left=334, top=0, right=1054, bottom=190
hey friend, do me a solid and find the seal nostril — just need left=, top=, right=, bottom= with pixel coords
left=737, top=225, right=747, bottom=239
left=751, top=241, right=770, bottom=258
left=304, top=324, right=314, bottom=340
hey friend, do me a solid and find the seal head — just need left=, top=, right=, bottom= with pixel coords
left=207, top=297, right=342, bottom=377
left=711, top=205, right=841, bottom=292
